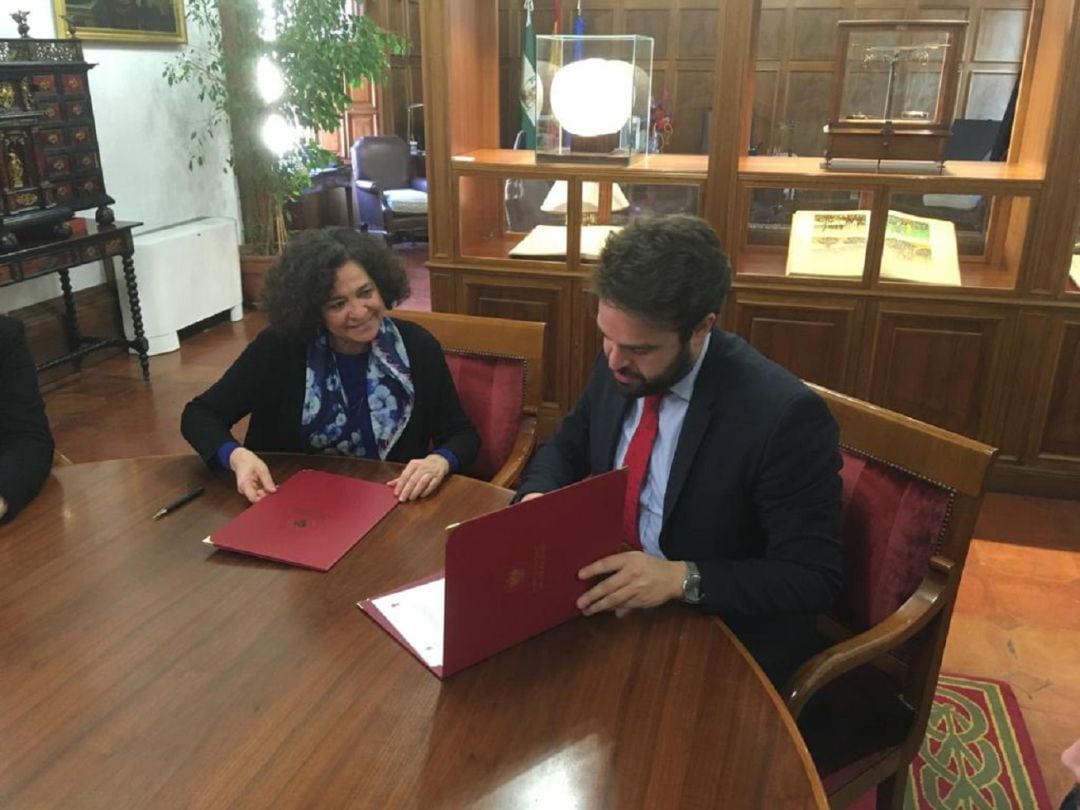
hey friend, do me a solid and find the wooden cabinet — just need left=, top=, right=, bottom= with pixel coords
left=860, top=303, right=1012, bottom=441
left=727, top=291, right=863, bottom=392
left=458, top=270, right=576, bottom=433
left=428, top=150, right=705, bottom=430
left=991, top=310, right=1080, bottom=497
left=1040, top=318, right=1080, bottom=461
left=0, top=37, right=113, bottom=249
left=421, top=0, right=1080, bottom=494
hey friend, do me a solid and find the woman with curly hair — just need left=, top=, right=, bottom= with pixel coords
left=181, top=228, right=479, bottom=503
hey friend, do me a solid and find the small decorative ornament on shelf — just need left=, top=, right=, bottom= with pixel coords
left=649, top=96, right=673, bottom=154
left=11, top=11, right=31, bottom=39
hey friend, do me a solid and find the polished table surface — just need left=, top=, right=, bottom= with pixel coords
left=0, top=455, right=826, bottom=808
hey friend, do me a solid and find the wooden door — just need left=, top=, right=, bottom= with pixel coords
left=729, top=290, right=864, bottom=393
left=860, top=302, right=1014, bottom=441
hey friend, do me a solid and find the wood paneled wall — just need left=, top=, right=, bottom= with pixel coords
left=755, top=0, right=1030, bottom=157
left=369, top=0, right=424, bottom=143
left=317, top=0, right=422, bottom=158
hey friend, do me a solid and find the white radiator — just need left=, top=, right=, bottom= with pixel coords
left=117, top=217, right=243, bottom=355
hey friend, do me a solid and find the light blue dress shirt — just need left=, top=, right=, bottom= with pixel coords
left=614, top=333, right=711, bottom=558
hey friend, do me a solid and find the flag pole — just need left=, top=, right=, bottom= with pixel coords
left=519, top=0, right=537, bottom=149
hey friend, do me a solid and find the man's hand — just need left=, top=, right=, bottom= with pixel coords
left=388, top=453, right=451, bottom=502
left=577, top=552, right=687, bottom=616
left=520, top=492, right=544, bottom=502
left=228, top=447, right=277, bottom=504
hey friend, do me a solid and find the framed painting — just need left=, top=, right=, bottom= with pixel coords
left=53, top=0, right=187, bottom=45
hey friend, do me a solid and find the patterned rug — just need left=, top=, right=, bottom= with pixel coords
left=854, top=673, right=1053, bottom=809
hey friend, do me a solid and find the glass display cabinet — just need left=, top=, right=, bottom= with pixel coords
left=735, top=159, right=1039, bottom=292
left=452, top=152, right=705, bottom=268
left=534, top=34, right=653, bottom=165
left=425, top=0, right=1080, bottom=495
left=824, top=20, right=968, bottom=169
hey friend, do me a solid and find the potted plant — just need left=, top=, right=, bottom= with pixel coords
left=164, top=0, right=404, bottom=303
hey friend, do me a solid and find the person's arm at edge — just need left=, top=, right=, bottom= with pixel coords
left=0, top=319, right=55, bottom=522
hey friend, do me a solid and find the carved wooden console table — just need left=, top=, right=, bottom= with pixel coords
left=0, top=218, right=149, bottom=379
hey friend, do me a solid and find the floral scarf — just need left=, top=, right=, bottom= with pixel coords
left=301, top=317, right=414, bottom=459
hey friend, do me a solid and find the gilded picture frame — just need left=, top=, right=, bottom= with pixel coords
left=53, top=0, right=188, bottom=45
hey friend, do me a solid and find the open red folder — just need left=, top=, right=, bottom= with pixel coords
left=206, top=469, right=398, bottom=571
left=358, top=469, right=626, bottom=678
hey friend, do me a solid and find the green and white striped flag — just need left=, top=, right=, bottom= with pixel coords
left=519, top=1, right=537, bottom=148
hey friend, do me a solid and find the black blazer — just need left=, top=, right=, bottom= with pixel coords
left=0, top=315, right=55, bottom=522
left=181, top=318, right=480, bottom=470
left=517, top=329, right=843, bottom=682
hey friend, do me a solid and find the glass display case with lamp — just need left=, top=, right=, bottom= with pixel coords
left=823, top=20, right=968, bottom=171
left=534, top=34, right=653, bottom=165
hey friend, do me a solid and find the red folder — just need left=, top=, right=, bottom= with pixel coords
left=208, top=469, right=398, bottom=571
left=359, top=469, right=626, bottom=678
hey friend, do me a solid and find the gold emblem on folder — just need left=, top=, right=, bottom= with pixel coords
left=505, top=568, right=525, bottom=590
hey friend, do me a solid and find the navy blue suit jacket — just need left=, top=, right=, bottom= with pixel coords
left=0, top=316, right=54, bottom=522
left=517, top=329, right=843, bottom=682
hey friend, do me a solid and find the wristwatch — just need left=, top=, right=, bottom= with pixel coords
left=681, top=561, right=703, bottom=604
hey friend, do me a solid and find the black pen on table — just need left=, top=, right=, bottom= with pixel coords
left=153, top=486, right=205, bottom=520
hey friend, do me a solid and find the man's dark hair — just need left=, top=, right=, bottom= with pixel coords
left=262, top=227, right=410, bottom=342
left=593, top=214, right=732, bottom=340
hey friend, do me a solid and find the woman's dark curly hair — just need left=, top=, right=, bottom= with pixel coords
left=261, top=227, right=411, bottom=342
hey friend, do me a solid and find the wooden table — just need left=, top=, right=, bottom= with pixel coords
left=0, top=455, right=826, bottom=809
left=0, top=219, right=149, bottom=380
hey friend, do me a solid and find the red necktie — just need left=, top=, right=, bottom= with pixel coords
left=622, top=394, right=663, bottom=550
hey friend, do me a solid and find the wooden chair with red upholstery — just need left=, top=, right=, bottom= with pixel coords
left=785, top=384, right=997, bottom=809
left=391, top=309, right=544, bottom=488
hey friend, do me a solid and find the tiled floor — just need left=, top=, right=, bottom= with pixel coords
left=946, top=537, right=1080, bottom=802
left=33, top=306, right=1080, bottom=805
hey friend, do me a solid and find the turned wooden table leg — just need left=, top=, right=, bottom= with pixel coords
left=57, top=267, right=83, bottom=364
left=121, top=251, right=150, bottom=381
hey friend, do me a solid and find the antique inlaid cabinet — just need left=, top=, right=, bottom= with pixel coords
left=0, top=36, right=113, bottom=250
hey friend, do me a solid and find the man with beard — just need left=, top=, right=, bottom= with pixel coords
left=515, top=215, right=843, bottom=684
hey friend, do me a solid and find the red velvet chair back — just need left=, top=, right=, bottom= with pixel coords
left=390, top=309, right=545, bottom=487
left=443, top=352, right=526, bottom=481
left=785, top=385, right=996, bottom=810
left=837, top=448, right=954, bottom=632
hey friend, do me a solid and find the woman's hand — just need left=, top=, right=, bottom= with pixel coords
left=228, top=447, right=277, bottom=503
left=388, top=454, right=451, bottom=502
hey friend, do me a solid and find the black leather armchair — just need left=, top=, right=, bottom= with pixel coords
left=351, top=136, right=428, bottom=243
